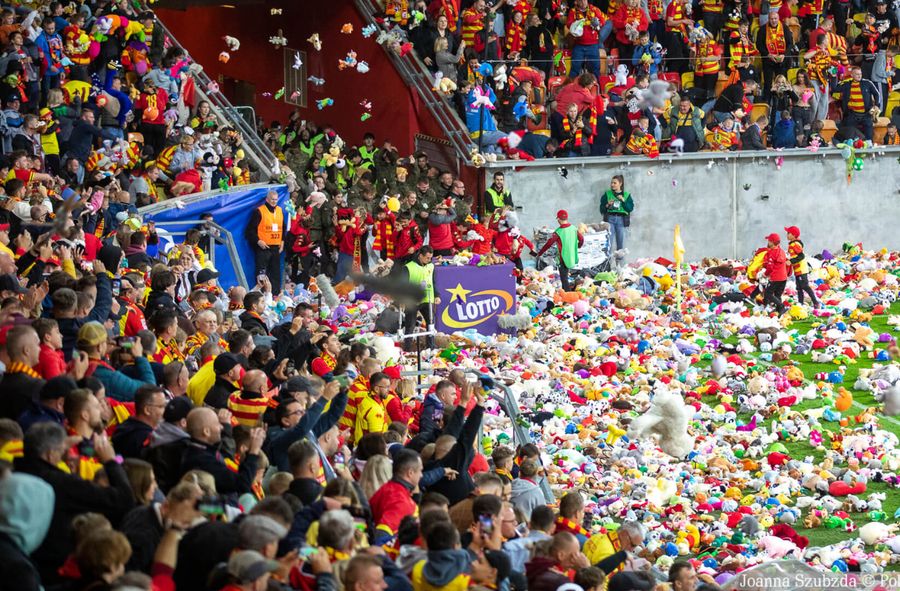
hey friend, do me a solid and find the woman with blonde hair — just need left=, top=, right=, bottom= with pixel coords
left=360, top=454, right=392, bottom=499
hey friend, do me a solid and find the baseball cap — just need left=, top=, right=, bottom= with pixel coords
left=77, top=322, right=108, bottom=347
left=237, top=515, right=288, bottom=551
left=765, top=233, right=781, bottom=244
left=213, top=352, right=241, bottom=375
left=0, top=274, right=26, bottom=294
left=556, top=209, right=569, bottom=220
left=383, top=365, right=402, bottom=380
left=0, top=224, right=9, bottom=232
left=226, top=550, right=280, bottom=584
left=784, top=226, right=800, bottom=237
left=196, top=268, right=220, bottom=284
left=39, top=376, right=78, bottom=401
left=163, top=396, right=194, bottom=423
left=283, top=376, right=312, bottom=394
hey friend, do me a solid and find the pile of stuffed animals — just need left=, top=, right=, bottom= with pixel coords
left=320, top=239, right=900, bottom=582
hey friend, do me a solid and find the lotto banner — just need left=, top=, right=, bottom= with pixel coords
left=434, top=263, right=517, bottom=336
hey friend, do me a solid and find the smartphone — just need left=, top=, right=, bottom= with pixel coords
left=478, top=514, right=494, bottom=537
left=111, top=278, right=121, bottom=296
left=196, top=495, right=227, bottom=516
left=333, top=374, right=351, bottom=388
left=116, top=336, right=136, bottom=349
left=299, top=546, right=318, bottom=559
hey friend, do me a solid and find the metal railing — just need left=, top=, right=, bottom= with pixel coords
left=464, top=370, right=555, bottom=504
left=152, top=18, right=279, bottom=178
left=354, top=0, right=477, bottom=164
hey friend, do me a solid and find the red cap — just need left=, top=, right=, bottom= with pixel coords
left=383, top=365, right=402, bottom=380
left=765, top=233, right=780, bottom=244
left=556, top=209, right=568, bottom=220
left=784, top=226, right=800, bottom=238
left=0, top=223, right=8, bottom=231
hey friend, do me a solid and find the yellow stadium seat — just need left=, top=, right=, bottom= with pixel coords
left=682, top=71, right=694, bottom=89
left=787, top=67, right=800, bottom=84
left=820, top=119, right=838, bottom=143
left=751, top=103, right=770, bottom=122
left=874, top=116, right=890, bottom=144
left=885, top=92, right=900, bottom=117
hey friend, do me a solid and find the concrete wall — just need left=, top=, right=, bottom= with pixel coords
left=497, top=149, right=900, bottom=260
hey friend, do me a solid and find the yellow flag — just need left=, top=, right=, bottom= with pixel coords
left=674, top=225, right=685, bottom=265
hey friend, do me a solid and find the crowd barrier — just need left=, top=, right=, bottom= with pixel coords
left=490, top=147, right=900, bottom=259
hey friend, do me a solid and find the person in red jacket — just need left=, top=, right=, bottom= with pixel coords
left=34, top=318, right=67, bottom=379
left=333, top=208, right=366, bottom=283
left=369, top=448, right=422, bottom=544
left=456, top=216, right=494, bottom=255
left=393, top=211, right=423, bottom=264
left=289, top=207, right=314, bottom=286
left=762, top=232, right=788, bottom=315
left=133, top=77, right=169, bottom=157
left=427, top=200, right=457, bottom=257
left=507, top=227, right=536, bottom=271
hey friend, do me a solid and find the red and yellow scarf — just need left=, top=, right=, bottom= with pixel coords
left=766, top=21, right=786, bottom=56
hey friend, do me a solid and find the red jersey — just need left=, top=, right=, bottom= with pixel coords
left=568, top=5, right=607, bottom=46
left=393, top=222, right=423, bottom=259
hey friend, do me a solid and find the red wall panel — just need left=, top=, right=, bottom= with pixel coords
left=155, top=1, right=444, bottom=154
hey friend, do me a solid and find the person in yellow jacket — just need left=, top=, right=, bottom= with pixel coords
left=339, top=357, right=382, bottom=441
left=354, top=372, right=391, bottom=444
left=582, top=520, right=645, bottom=574
left=38, top=108, right=61, bottom=175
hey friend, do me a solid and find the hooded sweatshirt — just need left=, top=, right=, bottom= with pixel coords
left=0, top=472, right=55, bottom=591
left=510, top=477, right=547, bottom=521
left=415, top=549, right=473, bottom=588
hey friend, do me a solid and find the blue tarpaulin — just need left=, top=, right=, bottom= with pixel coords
left=143, top=184, right=289, bottom=290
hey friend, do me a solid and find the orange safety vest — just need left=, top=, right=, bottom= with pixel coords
left=257, top=205, right=284, bottom=245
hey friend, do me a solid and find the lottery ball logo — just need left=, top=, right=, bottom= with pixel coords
left=442, top=283, right=514, bottom=329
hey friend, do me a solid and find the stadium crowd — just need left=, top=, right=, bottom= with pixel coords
left=373, top=0, right=900, bottom=155
left=1, top=1, right=894, bottom=591
left=0, top=2, right=676, bottom=591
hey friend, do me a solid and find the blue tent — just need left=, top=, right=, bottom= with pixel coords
left=142, top=184, right=289, bottom=289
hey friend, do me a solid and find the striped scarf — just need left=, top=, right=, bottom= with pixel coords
left=340, top=376, right=370, bottom=433
left=556, top=516, right=589, bottom=537
left=696, top=40, right=719, bottom=75
left=848, top=81, right=865, bottom=113
left=766, top=22, right=786, bottom=56
left=808, top=48, right=832, bottom=84
left=7, top=361, right=40, bottom=379
left=562, top=108, right=595, bottom=148
left=440, top=0, right=458, bottom=32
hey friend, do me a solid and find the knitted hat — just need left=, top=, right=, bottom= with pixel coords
left=213, top=352, right=241, bottom=375
left=383, top=365, right=402, bottom=380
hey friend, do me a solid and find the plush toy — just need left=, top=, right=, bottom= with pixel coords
left=859, top=522, right=898, bottom=546
left=626, top=388, right=693, bottom=458
left=756, top=535, right=799, bottom=559
left=493, top=64, right=508, bottom=90
left=882, top=383, right=900, bottom=416
left=614, top=64, right=628, bottom=87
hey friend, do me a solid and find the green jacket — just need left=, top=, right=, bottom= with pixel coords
left=600, top=190, right=634, bottom=217
left=664, top=105, right=705, bottom=145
